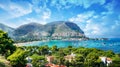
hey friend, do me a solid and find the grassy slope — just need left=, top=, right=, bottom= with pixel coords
left=0, top=55, right=11, bottom=67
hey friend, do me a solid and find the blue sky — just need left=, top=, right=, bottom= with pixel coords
left=0, top=0, right=120, bottom=38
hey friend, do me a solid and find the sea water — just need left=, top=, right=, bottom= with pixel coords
left=24, top=38, right=120, bottom=53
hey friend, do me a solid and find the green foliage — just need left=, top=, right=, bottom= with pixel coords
left=51, top=45, right=58, bottom=53
left=7, top=48, right=26, bottom=67
left=0, top=61, right=5, bottom=67
left=38, top=45, right=49, bottom=55
left=86, top=52, right=99, bottom=66
left=30, top=54, right=46, bottom=67
left=6, top=45, right=120, bottom=67
left=110, top=54, right=120, bottom=67
left=73, top=54, right=84, bottom=67
left=0, top=30, right=16, bottom=57
left=105, top=50, right=115, bottom=57
left=74, top=47, right=91, bottom=57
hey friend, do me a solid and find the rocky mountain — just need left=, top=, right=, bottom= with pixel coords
left=45, top=21, right=84, bottom=37
left=0, top=21, right=85, bottom=42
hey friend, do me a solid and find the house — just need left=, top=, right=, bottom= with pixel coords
left=46, top=56, right=54, bottom=63
left=45, top=63, right=53, bottom=67
left=99, top=57, right=107, bottom=64
left=106, top=57, right=112, bottom=66
left=64, top=53, right=76, bottom=62
left=99, top=57, right=112, bottom=66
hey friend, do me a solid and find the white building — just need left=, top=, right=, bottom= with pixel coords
left=100, top=57, right=112, bottom=66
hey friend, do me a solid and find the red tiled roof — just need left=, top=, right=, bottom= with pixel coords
left=45, top=63, right=53, bottom=66
left=52, top=65, right=66, bottom=67
left=45, top=64, right=66, bottom=67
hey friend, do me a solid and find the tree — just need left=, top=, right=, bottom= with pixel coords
left=64, top=60, right=70, bottom=67
left=110, top=54, right=120, bottom=67
left=51, top=45, right=58, bottom=54
left=30, top=54, right=46, bottom=67
left=105, top=50, right=115, bottom=57
left=0, top=30, right=16, bottom=56
left=54, top=48, right=65, bottom=66
left=63, top=46, right=73, bottom=55
left=74, top=54, right=84, bottom=67
left=38, top=45, right=49, bottom=55
left=74, top=47, right=90, bottom=58
left=85, top=52, right=99, bottom=67
left=7, top=48, right=27, bottom=67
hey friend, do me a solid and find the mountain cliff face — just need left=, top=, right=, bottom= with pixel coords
left=45, top=21, right=84, bottom=37
left=0, top=21, right=85, bottom=42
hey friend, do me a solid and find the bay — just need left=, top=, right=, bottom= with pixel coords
left=16, top=38, right=120, bottom=53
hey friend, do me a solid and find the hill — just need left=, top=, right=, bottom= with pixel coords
left=0, top=21, right=85, bottom=42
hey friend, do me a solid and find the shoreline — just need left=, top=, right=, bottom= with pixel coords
left=13, top=38, right=108, bottom=47
left=14, top=39, right=86, bottom=46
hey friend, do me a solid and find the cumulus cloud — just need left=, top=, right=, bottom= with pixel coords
left=26, top=18, right=39, bottom=23
left=69, top=10, right=120, bottom=38
left=25, top=18, right=47, bottom=25
left=42, top=9, right=51, bottom=21
left=25, top=7, right=51, bottom=25
left=0, top=0, right=32, bottom=19
left=50, top=0, right=106, bottom=9
left=103, top=1, right=115, bottom=14
left=0, top=0, right=51, bottom=27
left=85, top=25, right=99, bottom=35
left=69, top=11, right=94, bottom=23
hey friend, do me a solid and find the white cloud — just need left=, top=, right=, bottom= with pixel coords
left=30, top=0, right=51, bottom=23
left=10, top=3, right=32, bottom=18
left=69, top=11, right=94, bottom=22
left=42, top=9, right=51, bottom=20
left=24, top=8, right=51, bottom=25
left=111, top=20, right=120, bottom=30
left=0, top=0, right=32, bottom=19
left=26, top=18, right=38, bottom=23
left=68, top=9, right=120, bottom=38
left=0, top=0, right=51, bottom=28
left=31, top=0, right=49, bottom=13
left=84, top=23, right=104, bottom=37
left=68, top=11, right=106, bottom=37
left=104, top=1, right=114, bottom=14
left=50, top=0, right=106, bottom=9
left=3, top=17, right=47, bottom=28
left=26, top=18, right=47, bottom=25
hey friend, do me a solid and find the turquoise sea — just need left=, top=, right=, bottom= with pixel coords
left=24, top=38, right=120, bottom=53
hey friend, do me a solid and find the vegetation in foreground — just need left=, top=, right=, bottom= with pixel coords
left=6, top=46, right=120, bottom=67
left=0, top=30, right=120, bottom=67
left=0, top=55, right=11, bottom=67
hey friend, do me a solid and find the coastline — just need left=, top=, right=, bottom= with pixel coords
left=13, top=37, right=109, bottom=47
left=14, top=38, right=88, bottom=47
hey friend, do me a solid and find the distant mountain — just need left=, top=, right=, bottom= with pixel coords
left=0, top=23, right=14, bottom=37
left=13, top=23, right=45, bottom=41
left=0, top=21, right=85, bottom=42
left=14, top=23, right=43, bottom=36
